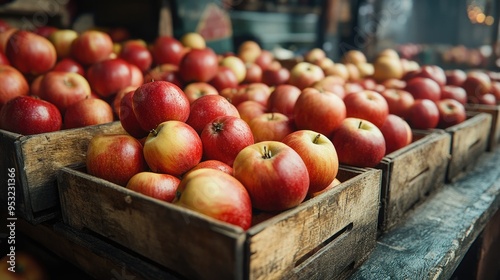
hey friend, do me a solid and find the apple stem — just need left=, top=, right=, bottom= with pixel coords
left=262, top=146, right=272, bottom=159
left=358, top=121, right=362, bottom=129
left=313, top=133, right=321, bottom=144
left=150, top=128, right=158, bottom=137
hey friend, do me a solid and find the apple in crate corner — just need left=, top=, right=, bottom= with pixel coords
left=0, top=96, right=62, bottom=135
left=0, top=64, right=29, bottom=107
left=201, top=115, right=254, bottom=166
left=233, top=141, right=310, bottom=212
left=38, top=71, right=91, bottom=113
left=64, top=97, right=114, bottom=129
left=379, top=114, right=413, bottom=155
left=143, top=120, right=203, bottom=177
left=282, top=130, right=339, bottom=194
left=70, top=30, right=114, bottom=66
left=344, top=90, right=389, bottom=128
left=126, top=172, right=180, bottom=202
left=249, top=112, right=295, bottom=142
left=330, top=118, right=386, bottom=168
left=186, top=94, right=240, bottom=135
left=407, top=99, right=440, bottom=129
left=174, top=168, right=253, bottom=230
left=436, top=99, right=467, bottom=129
left=86, top=134, right=147, bottom=186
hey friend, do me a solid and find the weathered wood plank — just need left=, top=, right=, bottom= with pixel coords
left=465, top=104, right=500, bottom=151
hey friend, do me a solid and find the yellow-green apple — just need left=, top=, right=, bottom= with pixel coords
left=179, top=48, right=219, bottom=83
left=38, top=71, right=91, bottom=113
left=312, top=75, right=346, bottom=99
left=344, top=90, right=389, bottom=128
left=186, top=94, right=240, bottom=134
left=379, top=114, right=412, bottom=155
left=315, top=57, right=335, bottom=73
left=345, top=63, right=362, bottom=82
left=183, top=82, right=219, bottom=103
left=404, top=77, right=441, bottom=102
left=309, top=178, right=342, bottom=198
left=86, top=58, right=133, bottom=98
left=126, top=172, right=180, bottom=202
left=86, top=133, right=147, bottom=186
left=174, top=168, right=253, bottom=230
left=143, top=63, right=182, bottom=87
left=220, top=55, right=247, bottom=83
left=229, top=82, right=272, bottom=107
left=380, top=88, right=415, bottom=120
left=143, top=120, right=202, bottom=176
left=180, top=32, right=206, bottom=49
left=304, top=48, right=326, bottom=64
left=119, top=89, right=149, bottom=139
left=436, top=99, right=467, bottom=129
left=243, top=62, right=263, bottom=84
left=53, top=58, right=85, bottom=76
left=261, top=62, right=290, bottom=87
left=64, top=97, right=114, bottom=129
left=5, top=30, right=56, bottom=76
left=413, top=65, right=446, bottom=87
left=254, top=50, right=274, bottom=71
left=70, top=30, right=114, bottom=66
left=201, top=115, right=254, bottom=166
left=281, top=130, right=339, bottom=194
left=267, top=84, right=301, bottom=119
left=233, top=141, right=309, bottom=212
left=376, top=48, right=400, bottom=60
left=209, top=65, right=239, bottom=92
left=0, top=64, right=29, bottom=107
left=407, top=99, right=439, bottom=129
left=330, top=117, right=386, bottom=167
left=341, top=49, right=367, bottom=64
left=184, top=159, right=233, bottom=177
left=462, top=70, right=492, bottom=98
left=236, top=100, right=267, bottom=124
left=151, top=36, right=185, bottom=66
left=132, top=81, right=190, bottom=131
left=445, top=69, right=467, bottom=86
left=372, top=56, right=403, bottom=83
left=0, top=96, right=62, bottom=135
left=48, top=29, right=78, bottom=59
left=249, top=112, right=294, bottom=142
left=289, top=62, right=325, bottom=90
left=237, top=40, right=262, bottom=63
left=325, top=63, right=349, bottom=81
left=293, top=87, right=346, bottom=137
left=440, top=85, right=467, bottom=105
left=0, top=251, right=48, bottom=280
left=119, top=39, right=153, bottom=72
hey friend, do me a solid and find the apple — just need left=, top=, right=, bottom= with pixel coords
left=243, top=62, right=263, bottom=84
left=52, top=58, right=85, bottom=76
left=151, top=36, right=185, bottom=66
left=237, top=40, right=262, bottom=63
left=228, top=82, right=271, bottom=107
left=126, top=172, right=180, bottom=202
left=382, top=78, right=407, bottom=90
left=209, top=65, right=239, bottom=92
left=343, top=90, right=389, bottom=128
left=5, top=30, right=56, bottom=76
left=436, top=99, right=467, bottom=129
left=186, top=94, right=240, bottom=134
left=119, top=39, right=153, bottom=72
left=183, top=82, right=219, bottom=103
left=282, top=130, right=339, bottom=194
left=128, top=63, right=144, bottom=88
left=0, top=251, right=48, bottom=280
left=315, top=57, right=335, bottom=73
left=304, top=48, right=326, bottom=64
left=462, top=70, right=492, bottom=98
left=490, top=81, right=500, bottom=100
left=143, top=63, right=182, bottom=87
left=344, top=82, right=364, bottom=95
left=330, top=117, right=386, bottom=167
left=0, top=28, right=16, bottom=54
left=174, top=168, right=253, bottom=230
left=293, top=87, right=346, bottom=137
left=233, top=141, right=309, bottom=211
left=0, top=64, right=29, bottom=107
left=261, top=63, right=290, bottom=87
left=180, top=32, right=206, bottom=49
left=404, top=77, right=441, bottom=102
left=143, top=120, right=203, bottom=176
left=325, top=63, right=350, bottom=81
left=200, top=115, right=254, bottom=166
left=86, top=58, right=133, bottom=98
left=441, top=85, right=467, bottom=105
left=312, top=76, right=346, bottom=99
left=64, top=97, right=114, bottom=129
left=379, top=114, right=412, bottom=155
left=380, top=88, right=415, bottom=120
left=444, top=69, right=466, bottom=86
left=48, top=29, right=78, bottom=59
left=118, top=89, right=149, bottom=139
left=132, top=81, right=190, bottom=131
left=38, top=71, right=91, bottom=113
left=184, top=159, right=233, bottom=177
left=0, top=51, right=9, bottom=65
left=309, top=178, right=342, bottom=198
left=70, top=30, right=114, bottom=66
left=112, top=85, right=138, bottom=116
left=0, top=19, right=11, bottom=32
left=289, top=62, right=325, bottom=90
left=236, top=100, right=267, bottom=124
left=29, top=74, right=43, bottom=97
left=407, top=99, right=440, bottom=129
left=414, top=65, right=447, bottom=87
left=254, top=50, right=274, bottom=71
left=179, top=48, right=219, bottom=83
left=267, top=84, right=301, bottom=119
left=345, top=63, right=362, bottom=82
left=372, top=56, right=403, bottom=83
left=469, top=92, right=497, bottom=105
left=220, top=55, right=247, bottom=83
left=86, top=133, right=147, bottom=186
left=341, top=49, right=367, bottom=64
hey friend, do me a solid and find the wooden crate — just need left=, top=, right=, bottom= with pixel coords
left=376, top=130, right=451, bottom=233
left=0, top=121, right=125, bottom=224
left=445, top=112, right=492, bottom=182
left=57, top=166, right=382, bottom=280
left=465, top=104, right=500, bottom=152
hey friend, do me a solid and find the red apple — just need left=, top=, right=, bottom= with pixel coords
left=228, top=83, right=272, bottom=107
left=236, top=100, right=267, bottom=124
left=233, top=141, right=309, bottom=212
left=186, top=94, right=240, bottom=134
left=414, top=65, right=446, bottom=87
left=462, top=70, right=492, bottom=98
left=119, top=89, right=149, bottom=139
left=126, top=172, right=180, bottom=202
left=380, top=89, right=415, bottom=119
left=48, top=29, right=78, bottom=59
left=261, top=63, right=290, bottom=87
left=185, top=159, right=233, bottom=177
left=86, top=134, right=147, bottom=186
left=112, top=85, right=138, bottom=116
left=0, top=64, right=29, bottom=107
left=382, top=78, right=407, bottom=90
left=379, top=114, right=412, bottom=155
left=119, top=39, right=153, bottom=72
left=312, top=75, right=346, bottom=98
left=0, top=28, right=16, bottom=54
left=344, top=82, right=364, bottom=95
left=293, top=87, right=346, bottom=137
left=174, top=168, right=253, bottom=230
left=254, top=50, right=274, bottom=70
left=201, top=115, right=254, bottom=166
left=445, top=69, right=467, bottom=86
left=407, top=99, right=440, bottom=129
left=404, top=77, right=441, bottom=102
left=38, top=71, right=91, bottom=113
left=132, top=81, right=190, bottom=131
left=243, top=62, right=263, bottom=84
left=34, top=25, right=58, bottom=38
left=0, top=51, right=9, bottom=65
left=64, top=97, right=114, bottom=129
left=440, top=85, right=467, bottom=105
left=237, top=40, right=262, bottom=63
left=143, top=120, right=203, bottom=176
left=282, top=130, right=339, bottom=194
left=267, top=84, right=301, bottom=119
left=249, top=112, right=295, bottom=142
left=209, top=65, right=239, bottom=92
left=70, top=30, right=114, bottom=66
left=289, top=62, right=325, bottom=90
left=29, top=74, right=43, bottom=97
left=52, top=58, right=85, bottom=76
left=330, top=117, right=386, bottom=167
left=179, top=48, right=219, bottom=83
left=5, top=30, right=56, bottom=76
left=469, top=92, right=497, bottom=105
left=183, top=82, right=219, bottom=103
left=436, top=99, right=467, bottom=129
left=128, top=63, right=144, bottom=88
left=143, top=63, right=182, bottom=87
left=86, top=58, right=133, bottom=98
left=151, top=36, right=186, bottom=66
left=344, top=90, right=389, bottom=128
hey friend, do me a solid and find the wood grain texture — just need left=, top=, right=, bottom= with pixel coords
left=350, top=147, right=500, bottom=280
left=465, top=104, right=500, bottom=152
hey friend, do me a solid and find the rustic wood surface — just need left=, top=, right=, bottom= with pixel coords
left=350, top=146, right=500, bottom=280
left=465, top=104, right=500, bottom=152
